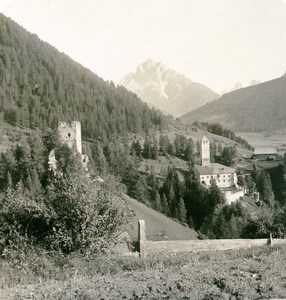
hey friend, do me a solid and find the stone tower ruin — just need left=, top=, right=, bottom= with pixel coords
left=201, top=135, right=210, bottom=166
left=58, top=121, right=82, bottom=154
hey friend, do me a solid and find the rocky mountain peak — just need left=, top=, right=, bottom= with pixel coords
left=119, top=60, right=218, bottom=116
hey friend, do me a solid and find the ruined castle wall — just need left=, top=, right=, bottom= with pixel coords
left=58, top=121, right=82, bottom=154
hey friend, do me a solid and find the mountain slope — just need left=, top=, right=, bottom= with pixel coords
left=0, top=14, right=165, bottom=143
left=120, top=60, right=218, bottom=116
left=180, top=75, right=286, bottom=132
left=125, top=196, right=198, bottom=241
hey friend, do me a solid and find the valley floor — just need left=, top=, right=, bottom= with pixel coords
left=1, top=245, right=286, bottom=299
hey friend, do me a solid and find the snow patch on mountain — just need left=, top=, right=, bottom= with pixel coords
left=119, top=59, right=218, bottom=116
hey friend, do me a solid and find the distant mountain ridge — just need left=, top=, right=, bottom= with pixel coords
left=120, top=60, right=218, bottom=116
left=220, top=80, right=261, bottom=95
left=180, top=75, right=286, bottom=133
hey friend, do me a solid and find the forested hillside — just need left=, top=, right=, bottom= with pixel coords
left=0, top=13, right=165, bottom=144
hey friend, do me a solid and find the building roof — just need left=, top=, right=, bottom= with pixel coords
left=254, top=147, right=277, bottom=155
left=201, top=135, right=209, bottom=141
left=194, top=163, right=235, bottom=175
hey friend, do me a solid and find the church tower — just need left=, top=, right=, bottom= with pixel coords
left=201, top=135, right=210, bottom=166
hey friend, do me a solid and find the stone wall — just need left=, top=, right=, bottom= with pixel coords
left=58, top=121, right=82, bottom=154
left=223, top=189, right=245, bottom=205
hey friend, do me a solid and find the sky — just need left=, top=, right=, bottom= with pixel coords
left=1, top=0, right=286, bottom=93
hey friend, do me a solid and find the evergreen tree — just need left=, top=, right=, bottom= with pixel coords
left=151, top=139, right=159, bottom=160
left=142, top=136, right=152, bottom=159
left=256, top=170, right=275, bottom=207
left=176, top=197, right=187, bottom=223
left=131, top=139, right=142, bottom=157
left=196, top=139, right=201, bottom=155
left=208, top=179, right=225, bottom=212
left=90, top=142, right=107, bottom=175
left=153, top=191, right=162, bottom=212
left=121, top=163, right=140, bottom=198
left=134, top=176, right=149, bottom=205
left=159, top=135, right=170, bottom=156
left=185, top=138, right=194, bottom=161
left=161, top=193, right=170, bottom=216
left=220, top=146, right=234, bottom=166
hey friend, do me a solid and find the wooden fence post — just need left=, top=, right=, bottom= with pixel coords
left=268, top=233, right=273, bottom=246
left=138, top=220, right=146, bottom=258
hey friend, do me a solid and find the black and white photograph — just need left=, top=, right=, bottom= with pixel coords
left=0, top=0, right=286, bottom=299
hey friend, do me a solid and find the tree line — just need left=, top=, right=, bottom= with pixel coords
left=193, top=121, right=253, bottom=150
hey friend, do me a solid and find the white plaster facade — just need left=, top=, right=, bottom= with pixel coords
left=194, top=135, right=244, bottom=204
left=195, top=163, right=237, bottom=189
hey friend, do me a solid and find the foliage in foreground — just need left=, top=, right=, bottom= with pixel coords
left=0, top=175, right=131, bottom=256
left=0, top=129, right=132, bottom=257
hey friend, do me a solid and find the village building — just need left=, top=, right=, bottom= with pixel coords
left=194, top=135, right=244, bottom=204
left=195, top=163, right=237, bottom=189
left=252, top=147, right=277, bottom=160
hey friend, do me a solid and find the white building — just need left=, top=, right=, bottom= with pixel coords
left=195, top=163, right=238, bottom=189
left=194, top=135, right=243, bottom=204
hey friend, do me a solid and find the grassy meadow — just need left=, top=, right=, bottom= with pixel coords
left=1, top=244, right=286, bottom=299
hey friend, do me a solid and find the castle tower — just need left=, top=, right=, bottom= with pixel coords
left=58, top=121, right=82, bottom=154
left=201, top=135, right=210, bottom=166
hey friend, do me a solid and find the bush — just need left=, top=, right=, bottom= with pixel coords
left=0, top=174, right=131, bottom=256
left=0, top=186, right=53, bottom=255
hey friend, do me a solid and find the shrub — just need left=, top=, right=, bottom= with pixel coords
left=0, top=174, right=131, bottom=256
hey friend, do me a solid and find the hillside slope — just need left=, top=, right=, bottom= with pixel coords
left=125, top=196, right=198, bottom=241
left=0, top=14, right=165, bottom=143
left=180, top=75, right=286, bottom=132
left=120, top=60, right=218, bottom=116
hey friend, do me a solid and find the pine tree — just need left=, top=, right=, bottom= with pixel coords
left=256, top=170, right=275, bottom=207
left=176, top=197, right=187, bottom=223
left=134, top=176, right=149, bottom=205
left=185, top=138, right=194, bottom=161
left=143, top=136, right=152, bottom=159
left=159, top=135, right=169, bottom=156
left=161, top=193, right=170, bottom=216
left=151, top=139, right=159, bottom=160
left=153, top=191, right=162, bottom=212
left=91, top=142, right=107, bottom=175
